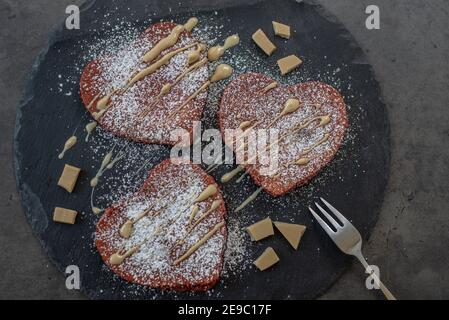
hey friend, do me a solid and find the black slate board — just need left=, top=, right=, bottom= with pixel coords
left=13, top=0, right=390, bottom=299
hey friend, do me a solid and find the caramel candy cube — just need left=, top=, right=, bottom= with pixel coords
left=254, top=247, right=280, bottom=271
left=272, top=21, right=291, bottom=39
left=252, top=29, right=277, bottom=56
left=274, top=222, right=306, bottom=250
left=277, top=55, right=303, bottom=75
left=53, top=207, right=78, bottom=225
left=57, top=164, right=81, bottom=193
left=246, top=218, right=274, bottom=241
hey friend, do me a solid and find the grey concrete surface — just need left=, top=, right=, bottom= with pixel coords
left=0, top=0, right=448, bottom=300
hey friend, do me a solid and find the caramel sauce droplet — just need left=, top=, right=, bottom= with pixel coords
left=207, top=34, right=240, bottom=61
left=85, top=121, right=97, bottom=142
left=210, top=64, right=233, bottom=83
left=221, top=165, right=244, bottom=183
left=187, top=43, right=205, bottom=65
left=187, top=50, right=201, bottom=65
left=160, top=83, right=172, bottom=96
left=58, top=136, right=77, bottom=159
left=109, top=246, right=140, bottom=266
left=86, top=121, right=97, bottom=133
left=188, top=205, right=200, bottom=224
left=319, top=115, right=331, bottom=126
left=194, top=184, right=218, bottom=203
left=239, top=120, right=254, bottom=131
left=184, top=17, right=198, bottom=32
left=295, top=157, right=310, bottom=166
left=119, top=220, right=134, bottom=239
left=235, top=187, right=264, bottom=213
left=90, top=177, right=99, bottom=187
left=262, top=82, right=278, bottom=93
left=142, top=24, right=185, bottom=63
left=207, top=46, right=225, bottom=61
left=96, top=92, right=114, bottom=110
left=281, top=98, right=301, bottom=116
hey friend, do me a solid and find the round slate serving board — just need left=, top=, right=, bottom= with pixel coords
left=14, top=0, right=390, bottom=299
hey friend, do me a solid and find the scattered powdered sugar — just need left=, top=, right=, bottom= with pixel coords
left=221, top=218, right=249, bottom=278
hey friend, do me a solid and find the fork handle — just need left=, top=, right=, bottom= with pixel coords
left=354, top=252, right=397, bottom=300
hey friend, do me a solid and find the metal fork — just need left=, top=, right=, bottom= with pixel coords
left=309, top=198, right=396, bottom=300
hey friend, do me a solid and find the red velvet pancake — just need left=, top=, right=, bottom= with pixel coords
left=95, top=160, right=227, bottom=291
left=218, top=72, right=348, bottom=196
left=80, top=22, right=209, bottom=145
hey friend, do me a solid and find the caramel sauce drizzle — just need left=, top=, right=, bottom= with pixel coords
left=138, top=56, right=208, bottom=120
left=173, top=220, right=225, bottom=266
left=236, top=171, right=250, bottom=183
left=85, top=121, right=97, bottom=142
left=233, top=129, right=331, bottom=213
left=118, top=170, right=198, bottom=238
left=187, top=43, right=206, bottom=65
left=206, top=119, right=261, bottom=173
left=125, top=42, right=198, bottom=91
left=221, top=114, right=331, bottom=185
left=167, top=64, right=233, bottom=120
left=92, top=19, right=200, bottom=121
left=207, top=34, right=240, bottom=61
left=188, top=205, right=200, bottom=225
left=175, top=200, right=222, bottom=247
left=109, top=246, right=140, bottom=266
left=119, top=202, right=170, bottom=239
left=235, top=187, right=264, bottom=213
left=142, top=18, right=198, bottom=63
left=90, top=145, right=127, bottom=214
left=58, top=136, right=77, bottom=159
left=111, top=192, right=200, bottom=265
left=221, top=166, right=244, bottom=183
left=90, top=149, right=113, bottom=188
left=193, top=184, right=218, bottom=203
left=261, top=82, right=278, bottom=93
left=231, top=98, right=301, bottom=160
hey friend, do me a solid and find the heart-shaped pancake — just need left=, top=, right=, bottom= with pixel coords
left=80, top=22, right=209, bottom=145
left=95, top=160, right=227, bottom=291
left=218, top=72, right=348, bottom=196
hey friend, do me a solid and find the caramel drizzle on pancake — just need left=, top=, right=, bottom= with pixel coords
left=142, top=18, right=198, bottom=63
left=137, top=56, right=208, bottom=120
left=118, top=170, right=198, bottom=238
left=112, top=184, right=221, bottom=265
left=221, top=114, right=332, bottom=186
left=173, top=200, right=222, bottom=248
left=167, top=64, right=234, bottom=120
left=124, top=42, right=199, bottom=91
left=91, top=18, right=200, bottom=121
left=173, top=220, right=225, bottom=266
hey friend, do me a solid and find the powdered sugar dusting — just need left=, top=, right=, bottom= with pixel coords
left=95, top=161, right=227, bottom=289
left=219, top=73, right=348, bottom=196
left=79, top=21, right=211, bottom=145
